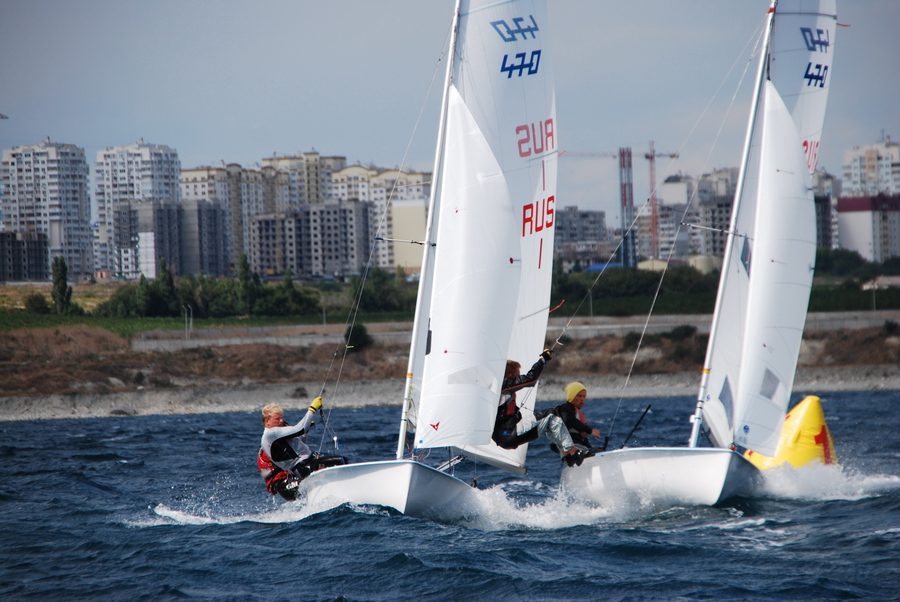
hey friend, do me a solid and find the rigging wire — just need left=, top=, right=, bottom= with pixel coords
left=550, top=13, right=768, bottom=441
left=311, top=23, right=454, bottom=455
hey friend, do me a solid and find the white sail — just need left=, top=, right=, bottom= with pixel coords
left=698, top=0, right=835, bottom=455
left=563, top=0, right=837, bottom=509
left=297, top=0, right=555, bottom=519
left=414, top=0, right=557, bottom=474
left=769, top=0, right=837, bottom=174
left=732, top=81, right=816, bottom=455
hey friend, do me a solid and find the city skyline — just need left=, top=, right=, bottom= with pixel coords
left=1, top=1, right=896, bottom=223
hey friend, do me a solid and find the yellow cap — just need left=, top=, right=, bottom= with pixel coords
left=565, top=381, right=586, bottom=403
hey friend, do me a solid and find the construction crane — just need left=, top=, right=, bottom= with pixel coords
left=560, top=149, right=636, bottom=268
left=644, top=141, right=679, bottom=259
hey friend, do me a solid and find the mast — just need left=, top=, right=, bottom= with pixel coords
left=690, top=0, right=778, bottom=447
left=395, top=1, right=462, bottom=460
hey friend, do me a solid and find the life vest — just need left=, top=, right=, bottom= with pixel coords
left=257, top=448, right=289, bottom=496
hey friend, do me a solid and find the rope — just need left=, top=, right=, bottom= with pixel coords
left=551, top=14, right=765, bottom=439
left=311, top=24, right=453, bottom=456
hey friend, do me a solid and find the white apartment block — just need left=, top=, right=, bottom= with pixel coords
left=95, top=140, right=181, bottom=276
left=0, top=140, right=93, bottom=279
left=842, top=136, right=900, bottom=198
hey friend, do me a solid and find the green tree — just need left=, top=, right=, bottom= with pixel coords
left=151, top=257, right=179, bottom=317
left=237, top=254, right=258, bottom=315
left=350, top=268, right=416, bottom=313
left=51, top=256, right=73, bottom=315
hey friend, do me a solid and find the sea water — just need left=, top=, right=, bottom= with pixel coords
left=1, top=390, right=898, bottom=600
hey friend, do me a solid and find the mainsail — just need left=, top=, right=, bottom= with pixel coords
left=412, top=0, right=558, bottom=474
left=698, top=0, right=836, bottom=456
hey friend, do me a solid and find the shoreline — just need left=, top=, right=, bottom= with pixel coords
left=2, top=365, right=898, bottom=422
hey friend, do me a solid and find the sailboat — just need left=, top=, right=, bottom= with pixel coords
left=297, top=0, right=558, bottom=520
left=561, top=0, right=837, bottom=508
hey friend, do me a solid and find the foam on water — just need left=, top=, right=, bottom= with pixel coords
left=758, top=462, right=900, bottom=501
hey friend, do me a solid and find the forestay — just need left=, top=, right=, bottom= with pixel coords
left=414, top=0, right=557, bottom=474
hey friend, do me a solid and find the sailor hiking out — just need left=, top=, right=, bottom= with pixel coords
left=258, top=399, right=347, bottom=501
left=491, top=350, right=586, bottom=466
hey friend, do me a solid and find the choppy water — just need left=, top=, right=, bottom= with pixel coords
left=1, top=390, right=898, bottom=600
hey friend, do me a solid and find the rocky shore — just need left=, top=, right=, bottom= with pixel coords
left=3, top=364, right=898, bottom=422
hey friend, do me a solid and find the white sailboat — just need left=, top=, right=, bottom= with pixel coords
left=561, top=0, right=837, bottom=508
left=298, top=0, right=558, bottom=520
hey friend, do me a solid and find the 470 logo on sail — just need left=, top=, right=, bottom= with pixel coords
left=491, top=15, right=542, bottom=78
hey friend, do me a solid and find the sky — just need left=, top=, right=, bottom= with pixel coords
left=1, top=1, right=897, bottom=224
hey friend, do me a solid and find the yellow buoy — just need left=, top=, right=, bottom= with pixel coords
left=743, top=395, right=837, bottom=470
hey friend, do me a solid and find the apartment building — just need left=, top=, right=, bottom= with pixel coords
left=249, top=198, right=371, bottom=279
left=0, top=140, right=92, bottom=279
left=837, top=194, right=900, bottom=262
left=113, top=199, right=180, bottom=279
left=554, top=205, right=611, bottom=270
left=95, top=141, right=181, bottom=276
left=331, top=165, right=430, bottom=271
left=842, top=136, right=900, bottom=198
left=0, top=231, right=48, bottom=281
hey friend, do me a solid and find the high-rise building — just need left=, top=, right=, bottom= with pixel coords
left=837, top=194, right=900, bottom=263
left=94, top=141, right=181, bottom=276
left=841, top=135, right=900, bottom=198
left=113, top=200, right=180, bottom=279
left=0, top=231, right=48, bottom=281
left=331, top=165, right=431, bottom=271
left=180, top=163, right=261, bottom=275
left=0, top=140, right=93, bottom=279
left=249, top=198, right=371, bottom=279
left=554, top=205, right=611, bottom=270
left=260, top=151, right=346, bottom=211
left=813, top=168, right=841, bottom=250
left=179, top=199, right=227, bottom=277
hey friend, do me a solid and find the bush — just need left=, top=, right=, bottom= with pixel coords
left=24, top=293, right=51, bottom=314
left=665, top=324, right=697, bottom=341
left=345, top=323, right=374, bottom=352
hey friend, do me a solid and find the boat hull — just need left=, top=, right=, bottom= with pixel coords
left=561, top=447, right=760, bottom=508
left=297, top=459, right=478, bottom=520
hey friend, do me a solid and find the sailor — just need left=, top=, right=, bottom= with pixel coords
left=258, top=399, right=347, bottom=500
left=551, top=381, right=607, bottom=452
left=491, top=350, right=583, bottom=466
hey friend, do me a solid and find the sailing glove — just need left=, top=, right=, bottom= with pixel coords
left=309, top=397, right=323, bottom=413
left=540, top=349, right=552, bottom=362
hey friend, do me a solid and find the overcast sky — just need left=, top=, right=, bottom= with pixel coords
left=1, top=1, right=896, bottom=222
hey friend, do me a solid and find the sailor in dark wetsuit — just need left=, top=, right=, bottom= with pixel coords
left=258, top=399, right=347, bottom=501
left=491, top=350, right=580, bottom=463
left=552, top=381, right=605, bottom=452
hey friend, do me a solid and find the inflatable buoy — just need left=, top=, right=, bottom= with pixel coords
left=743, top=395, right=837, bottom=470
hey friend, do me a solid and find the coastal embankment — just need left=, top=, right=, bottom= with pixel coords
left=3, top=364, right=898, bottom=422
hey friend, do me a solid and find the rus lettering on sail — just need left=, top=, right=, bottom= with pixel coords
left=803, top=139, right=820, bottom=172
left=516, top=118, right=555, bottom=158
left=522, top=196, right=555, bottom=237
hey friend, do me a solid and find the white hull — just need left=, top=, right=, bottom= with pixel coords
left=560, top=447, right=760, bottom=508
left=298, top=460, right=478, bottom=520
